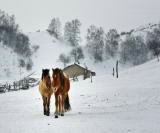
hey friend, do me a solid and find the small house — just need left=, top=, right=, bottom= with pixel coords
left=63, top=63, right=96, bottom=81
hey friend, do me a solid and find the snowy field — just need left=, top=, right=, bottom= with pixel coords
left=0, top=59, right=160, bottom=133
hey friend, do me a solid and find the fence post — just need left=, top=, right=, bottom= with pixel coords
left=116, top=60, right=118, bottom=78
left=91, top=73, right=92, bottom=83
left=113, top=67, right=115, bottom=77
left=13, top=82, right=16, bottom=90
left=8, top=84, right=11, bottom=91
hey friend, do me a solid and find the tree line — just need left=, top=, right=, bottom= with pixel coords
left=47, top=17, right=160, bottom=67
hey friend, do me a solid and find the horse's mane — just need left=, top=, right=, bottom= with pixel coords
left=42, top=69, right=50, bottom=80
left=54, top=68, right=65, bottom=89
left=41, top=69, right=51, bottom=88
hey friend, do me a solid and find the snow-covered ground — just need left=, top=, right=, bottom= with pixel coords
left=0, top=43, right=20, bottom=80
left=0, top=59, right=160, bottom=133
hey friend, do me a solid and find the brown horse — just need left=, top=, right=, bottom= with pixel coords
left=51, top=68, right=71, bottom=118
left=39, top=69, right=54, bottom=116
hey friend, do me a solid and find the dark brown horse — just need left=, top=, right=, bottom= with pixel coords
left=39, top=69, right=54, bottom=116
left=51, top=68, right=71, bottom=118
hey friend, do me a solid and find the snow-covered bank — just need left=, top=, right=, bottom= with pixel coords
left=0, top=43, right=20, bottom=80
left=0, top=59, right=160, bottom=133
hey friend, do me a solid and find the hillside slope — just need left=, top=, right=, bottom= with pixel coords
left=1, top=22, right=159, bottom=80
left=28, top=31, right=72, bottom=75
left=28, top=31, right=131, bottom=76
left=0, top=43, right=20, bottom=80
left=0, top=59, right=160, bottom=133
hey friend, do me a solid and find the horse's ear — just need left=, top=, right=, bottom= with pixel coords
left=60, top=69, right=63, bottom=74
left=41, top=69, right=44, bottom=80
left=52, top=68, right=54, bottom=72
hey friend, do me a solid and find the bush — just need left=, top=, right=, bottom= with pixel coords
left=19, top=59, right=25, bottom=68
left=26, top=59, right=33, bottom=71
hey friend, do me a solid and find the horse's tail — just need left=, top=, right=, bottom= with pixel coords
left=64, top=94, right=71, bottom=112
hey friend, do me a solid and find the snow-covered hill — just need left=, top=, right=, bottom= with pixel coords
left=121, top=23, right=159, bottom=36
left=27, top=22, right=160, bottom=76
left=0, top=30, right=126, bottom=80
left=28, top=31, right=131, bottom=77
left=1, top=22, right=158, bottom=80
left=0, top=43, right=21, bottom=80
left=0, top=59, right=160, bottom=133
left=120, top=23, right=159, bottom=41
left=28, top=31, right=72, bottom=75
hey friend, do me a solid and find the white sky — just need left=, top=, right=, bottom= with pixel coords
left=0, top=0, right=160, bottom=34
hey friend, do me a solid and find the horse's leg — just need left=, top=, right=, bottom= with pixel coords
left=48, top=95, right=51, bottom=115
left=46, top=96, right=51, bottom=116
left=42, top=96, right=47, bottom=115
left=60, top=94, right=65, bottom=116
left=58, top=96, right=61, bottom=115
left=54, top=94, right=59, bottom=118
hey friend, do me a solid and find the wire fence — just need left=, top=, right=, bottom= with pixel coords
left=0, top=76, right=39, bottom=94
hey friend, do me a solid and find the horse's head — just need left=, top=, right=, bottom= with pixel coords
left=52, top=68, right=64, bottom=91
left=42, top=69, right=51, bottom=88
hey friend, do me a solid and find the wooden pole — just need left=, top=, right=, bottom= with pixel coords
left=13, top=82, right=16, bottom=90
left=112, top=67, right=115, bottom=77
left=116, top=60, right=118, bottom=78
left=91, top=73, right=92, bottom=83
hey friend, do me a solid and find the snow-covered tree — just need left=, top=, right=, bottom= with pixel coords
left=26, top=58, right=33, bottom=71
left=146, top=24, right=160, bottom=62
left=64, top=19, right=81, bottom=47
left=64, top=19, right=83, bottom=63
left=19, top=59, right=25, bottom=68
left=105, top=29, right=120, bottom=57
left=15, top=33, right=31, bottom=58
left=86, top=25, right=104, bottom=62
left=70, top=46, right=84, bottom=64
left=47, top=17, right=62, bottom=39
left=120, top=35, right=148, bottom=65
left=0, top=9, right=33, bottom=70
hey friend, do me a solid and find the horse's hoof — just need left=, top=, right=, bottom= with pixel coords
left=55, top=115, right=58, bottom=118
left=61, top=113, right=64, bottom=116
left=46, top=112, right=50, bottom=116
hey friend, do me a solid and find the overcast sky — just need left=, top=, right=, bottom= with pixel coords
left=0, top=0, right=160, bottom=34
